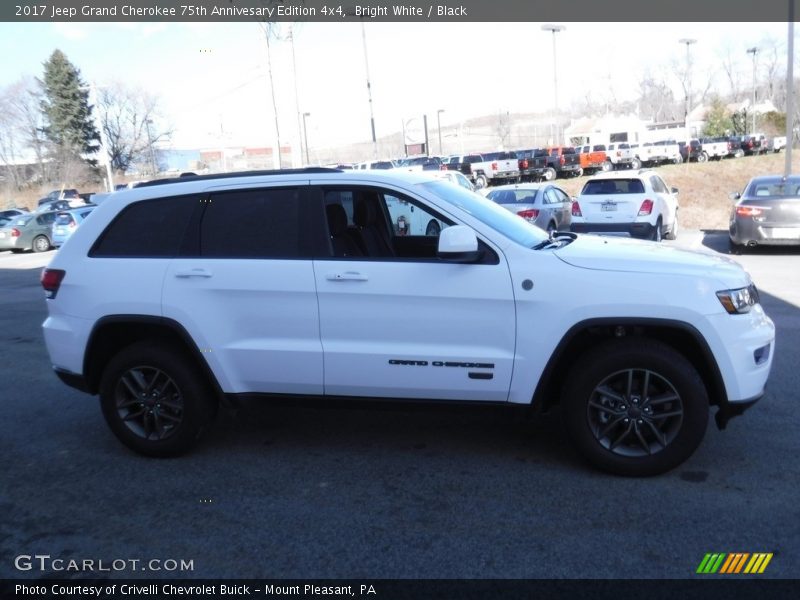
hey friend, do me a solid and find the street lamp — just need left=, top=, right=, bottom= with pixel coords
left=302, top=112, right=311, bottom=165
left=144, top=119, right=157, bottom=176
left=678, top=38, right=697, bottom=134
left=361, top=21, right=378, bottom=159
left=541, top=24, right=565, bottom=143
left=437, top=109, right=445, bottom=155
left=747, top=46, right=759, bottom=134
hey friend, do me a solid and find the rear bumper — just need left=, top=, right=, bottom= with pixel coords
left=571, top=221, right=656, bottom=238
left=730, top=220, right=800, bottom=246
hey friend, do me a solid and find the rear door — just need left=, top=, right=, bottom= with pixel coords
left=162, top=184, right=326, bottom=395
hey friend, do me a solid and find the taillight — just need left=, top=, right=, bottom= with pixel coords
left=520, top=159, right=529, bottom=169
left=517, top=209, right=539, bottom=221
left=571, top=201, right=582, bottom=217
left=559, top=155, right=565, bottom=165
left=736, top=206, right=768, bottom=217
left=41, top=268, right=66, bottom=299
left=11, top=228, right=21, bottom=237
left=638, top=199, right=654, bottom=216
left=491, top=162, right=498, bottom=171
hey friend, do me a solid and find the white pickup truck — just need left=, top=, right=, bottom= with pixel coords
left=767, top=136, right=787, bottom=152
left=644, top=140, right=683, bottom=165
left=607, top=143, right=641, bottom=170
left=698, top=137, right=730, bottom=161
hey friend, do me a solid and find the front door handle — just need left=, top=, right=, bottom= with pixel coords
left=326, top=271, right=368, bottom=282
left=174, top=268, right=213, bottom=278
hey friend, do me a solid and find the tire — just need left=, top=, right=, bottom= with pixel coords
left=561, top=338, right=709, bottom=476
left=575, top=168, right=584, bottom=178
left=546, top=221, right=556, bottom=234
left=672, top=155, right=683, bottom=165
left=425, top=220, right=441, bottom=237
left=728, top=237, right=744, bottom=255
left=649, top=217, right=663, bottom=242
left=734, top=149, right=744, bottom=158
left=601, top=160, right=613, bottom=172
left=475, top=174, right=488, bottom=189
left=99, top=341, right=218, bottom=457
left=630, top=158, right=642, bottom=170
left=697, top=152, right=708, bottom=163
left=32, top=235, right=50, bottom=253
left=543, top=168, right=556, bottom=181
left=664, top=215, right=678, bottom=240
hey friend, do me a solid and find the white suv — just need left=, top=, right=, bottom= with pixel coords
left=570, top=169, right=679, bottom=241
left=41, top=168, right=774, bottom=476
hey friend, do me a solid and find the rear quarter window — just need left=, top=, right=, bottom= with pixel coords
left=90, top=195, right=199, bottom=257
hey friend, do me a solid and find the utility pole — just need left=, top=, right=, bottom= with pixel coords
left=437, top=109, right=445, bottom=155
left=145, top=119, right=157, bottom=176
left=678, top=38, right=697, bottom=135
left=785, top=1, right=794, bottom=177
left=542, top=25, right=565, bottom=145
left=302, top=112, right=311, bottom=166
left=747, top=46, right=759, bottom=134
left=361, top=21, right=378, bottom=159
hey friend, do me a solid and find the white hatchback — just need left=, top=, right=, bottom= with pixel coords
left=570, top=170, right=679, bottom=241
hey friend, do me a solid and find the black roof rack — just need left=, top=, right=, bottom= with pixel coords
left=135, top=167, right=343, bottom=189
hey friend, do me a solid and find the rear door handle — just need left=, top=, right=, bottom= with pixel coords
left=174, top=268, right=213, bottom=278
left=326, top=271, right=368, bottom=282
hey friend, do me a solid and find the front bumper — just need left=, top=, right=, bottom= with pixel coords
left=715, top=392, right=762, bottom=429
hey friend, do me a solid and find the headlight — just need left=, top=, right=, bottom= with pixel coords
left=716, top=284, right=760, bottom=314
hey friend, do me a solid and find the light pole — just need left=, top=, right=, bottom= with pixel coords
left=302, top=112, right=311, bottom=165
left=437, top=109, right=445, bottom=155
left=145, top=119, right=157, bottom=176
left=542, top=24, right=565, bottom=144
left=747, top=46, right=759, bottom=134
left=678, top=38, right=697, bottom=135
left=361, top=21, right=378, bottom=159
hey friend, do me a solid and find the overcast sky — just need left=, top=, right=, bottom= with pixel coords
left=0, top=21, right=794, bottom=156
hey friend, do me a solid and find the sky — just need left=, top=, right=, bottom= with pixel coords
left=0, top=20, right=795, bottom=161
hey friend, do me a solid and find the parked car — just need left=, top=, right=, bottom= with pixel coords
left=576, top=144, right=613, bottom=174
left=767, top=136, right=787, bottom=153
left=607, top=143, right=640, bottom=170
left=429, top=169, right=476, bottom=192
left=570, top=170, right=679, bottom=241
left=42, top=188, right=80, bottom=202
left=698, top=137, right=730, bottom=160
left=546, top=146, right=582, bottom=178
left=0, top=211, right=58, bottom=252
left=51, top=205, right=97, bottom=248
left=516, top=148, right=555, bottom=182
left=484, top=183, right=572, bottom=233
left=729, top=175, right=800, bottom=251
left=41, top=168, right=774, bottom=476
left=678, top=139, right=707, bottom=163
left=355, top=160, right=396, bottom=170
left=36, top=199, right=72, bottom=213
left=0, top=208, right=30, bottom=220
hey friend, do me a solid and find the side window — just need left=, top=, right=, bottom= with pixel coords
left=544, top=188, right=560, bottom=205
left=554, top=188, right=570, bottom=203
left=649, top=176, right=667, bottom=194
left=200, top=188, right=312, bottom=258
left=90, top=196, right=198, bottom=257
left=384, top=193, right=451, bottom=237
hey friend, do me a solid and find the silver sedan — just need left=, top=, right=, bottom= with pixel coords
left=484, top=183, right=572, bottom=233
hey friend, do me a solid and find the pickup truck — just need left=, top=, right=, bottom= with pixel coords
left=546, top=146, right=582, bottom=178
left=767, top=136, right=786, bottom=153
left=698, top=137, right=731, bottom=160
left=577, top=144, right=613, bottom=174
left=607, top=143, right=640, bottom=170
left=394, top=156, right=445, bottom=172
left=639, top=140, right=682, bottom=166
left=739, top=134, right=766, bottom=156
left=516, top=148, right=556, bottom=181
left=446, top=153, right=519, bottom=188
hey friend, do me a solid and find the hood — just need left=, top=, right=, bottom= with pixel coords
left=554, top=235, right=749, bottom=287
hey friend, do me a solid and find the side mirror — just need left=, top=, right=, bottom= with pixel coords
left=437, top=225, right=482, bottom=263
left=729, top=192, right=741, bottom=201
left=671, top=187, right=679, bottom=194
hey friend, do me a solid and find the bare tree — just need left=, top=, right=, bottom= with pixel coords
left=495, top=111, right=511, bottom=148
left=636, top=75, right=679, bottom=123
left=719, top=43, right=743, bottom=102
left=759, top=35, right=784, bottom=108
left=0, top=77, right=52, bottom=188
left=96, top=83, right=170, bottom=175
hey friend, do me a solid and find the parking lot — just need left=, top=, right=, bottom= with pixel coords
left=0, top=232, right=798, bottom=579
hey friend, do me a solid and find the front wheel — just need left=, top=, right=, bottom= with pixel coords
left=99, top=342, right=218, bottom=457
left=672, top=155, right=683, bottom=164
left=601, top=161, right=613, bottom=172
left=697, top=152, right=708, bottom=163
left=630, top=158, right=642, bottom=170
left=474, top=174, right=488, bottom=189
left=562, top=339, right=709, bottom=476
left=543, top=168, right=556, bottom=181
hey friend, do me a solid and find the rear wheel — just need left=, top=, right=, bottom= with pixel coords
left=99, top=342, right=218, bottom=457
left=32, top=235, right=50, bottom=253
left=672, top=155, right=683, bottom=165
left=543, top=168, right=556, bottom=181
left=630, top=158, right=642, bottom=170
left=664, top=215, right=678, bottom=240
left=649, top=217, right=663, bottom=242
left=601, top=161, right=613, bottom=172
left=562, top=339, right=709, bottom=476
left=697, top=152, right=708, bottom=163
left=475, top=174, right=488, bottom=189
left=734, top=148, right=744, bottom=158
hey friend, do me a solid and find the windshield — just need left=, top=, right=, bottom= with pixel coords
left=420, top=181, right=547, bottom=247
left=582, top=179, right=645, bottom=194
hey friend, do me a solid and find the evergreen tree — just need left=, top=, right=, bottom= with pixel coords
left=702, top=98, right=734, bottom=137
left=39, top=49, right=100, bottom=163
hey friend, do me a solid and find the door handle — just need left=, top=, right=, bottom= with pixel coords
left=174, top=268, right=213, bottom=278
left=326, top=271, right=368, bottom=282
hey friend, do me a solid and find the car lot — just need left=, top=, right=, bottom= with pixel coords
left=0, top=235, right=798, bottom=578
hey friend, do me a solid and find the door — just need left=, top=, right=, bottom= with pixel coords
left=162, top=185, right=326, bottom=395
left=314, top=185, right=516, bottom=402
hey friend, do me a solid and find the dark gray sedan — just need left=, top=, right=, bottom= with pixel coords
left=729, top=175, right=800, bottom=250
left=484, top=183, right=572, bottom=233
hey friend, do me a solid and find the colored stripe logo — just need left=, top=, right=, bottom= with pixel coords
left=697, top=553, right=773, bottom=574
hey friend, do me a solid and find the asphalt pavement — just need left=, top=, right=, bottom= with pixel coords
left=0, top=232, right=798, bottom=580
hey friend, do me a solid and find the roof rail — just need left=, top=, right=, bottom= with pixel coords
left=135, top=167, right=343, bottom=188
